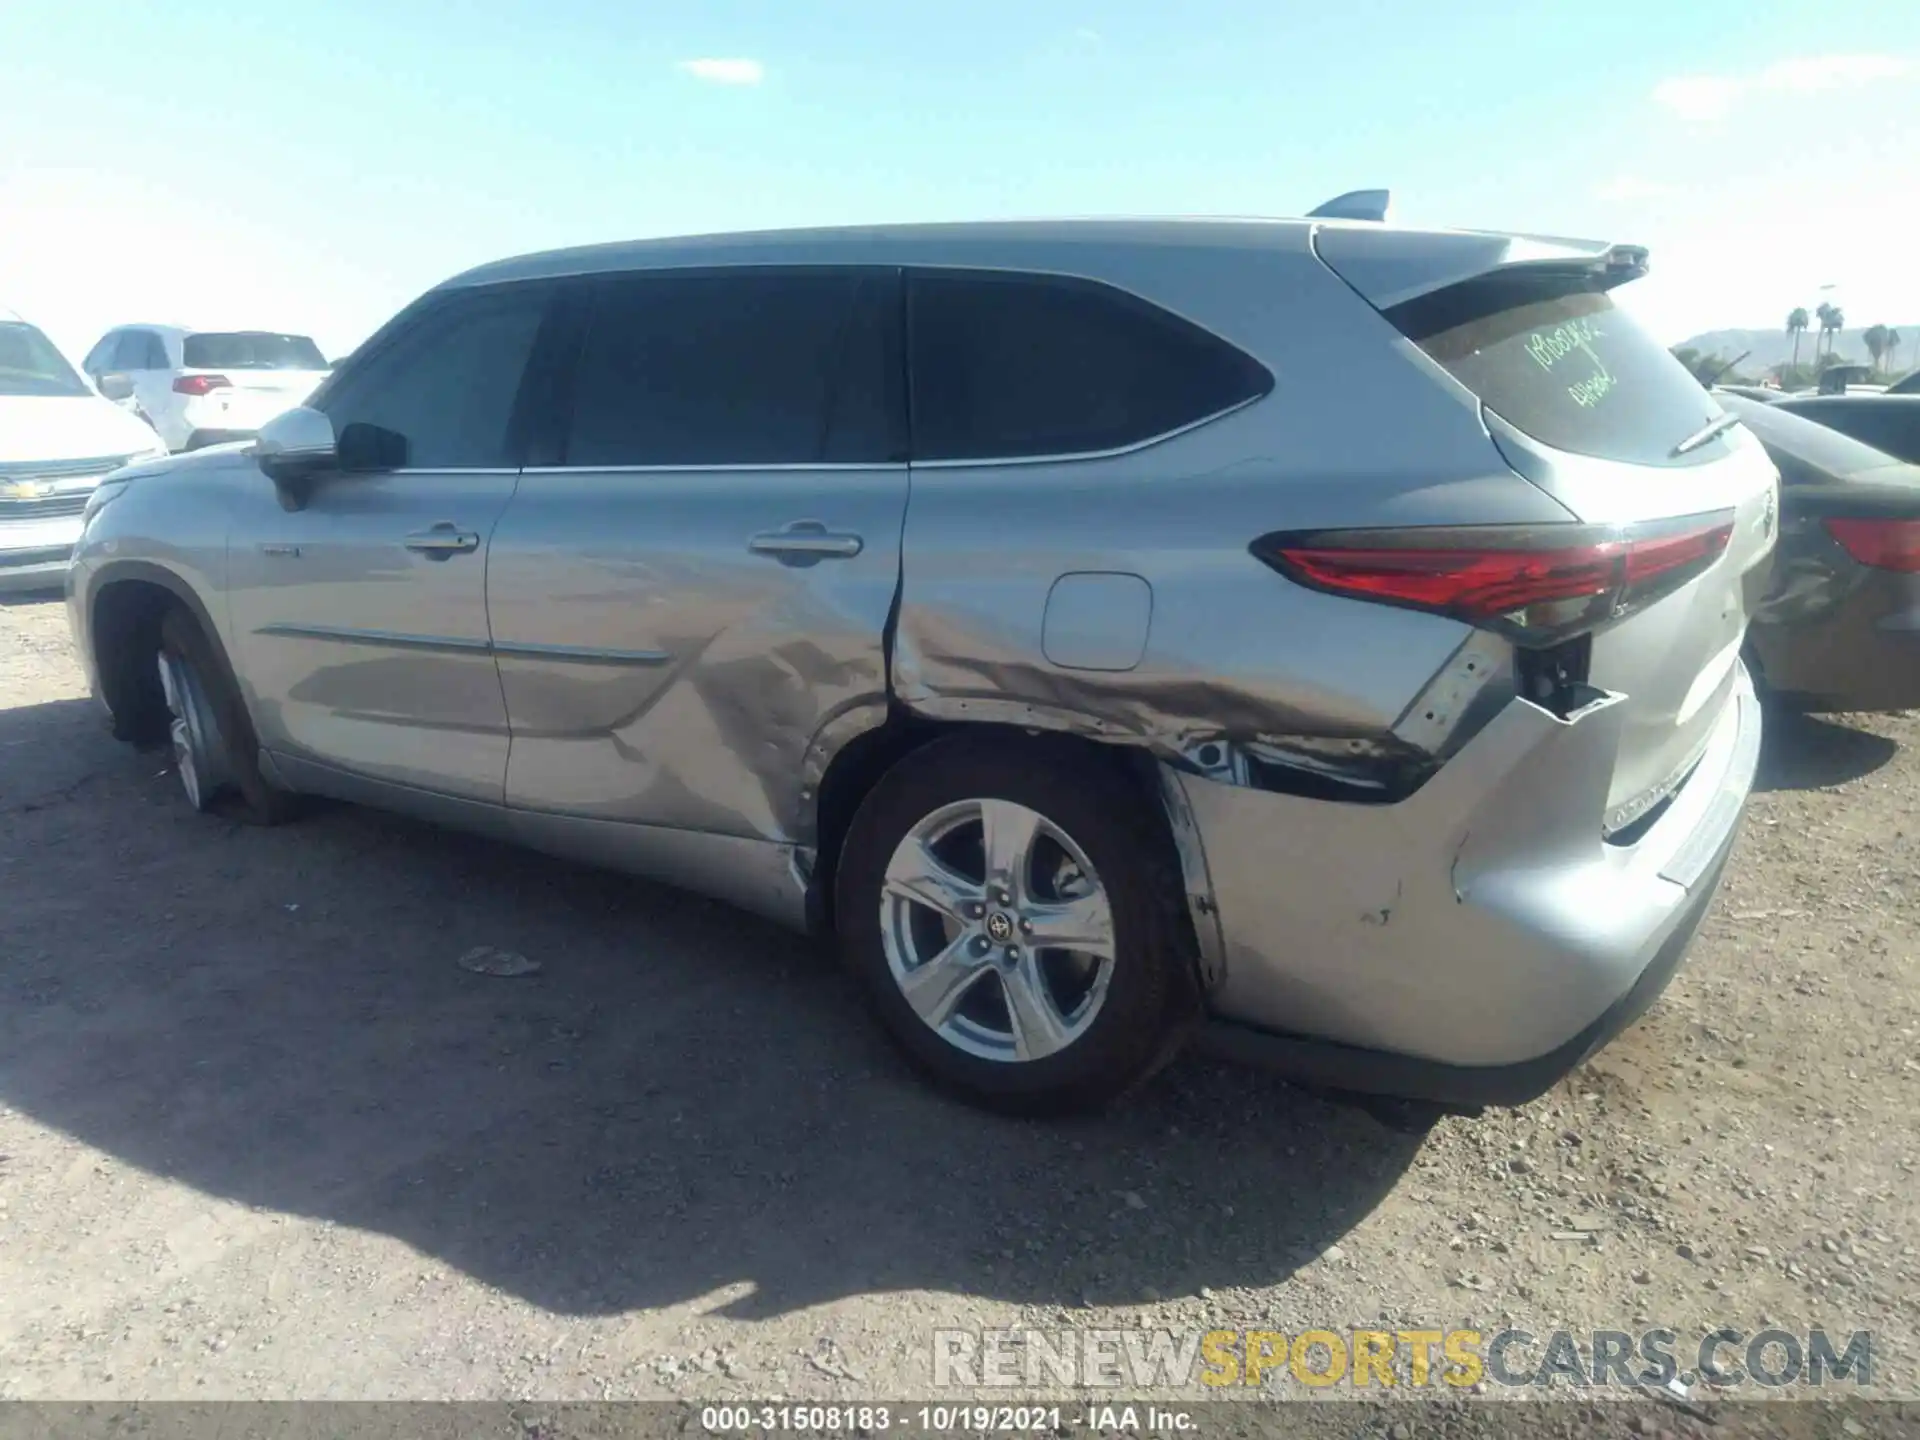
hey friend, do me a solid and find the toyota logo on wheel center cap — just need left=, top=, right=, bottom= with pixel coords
left=984, top=911, right=1015, bottom=943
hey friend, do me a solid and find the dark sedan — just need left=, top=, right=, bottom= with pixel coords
left=1772, top=393, right=1920, bottom=465
left=1717, top=392, right=1920, bottom=713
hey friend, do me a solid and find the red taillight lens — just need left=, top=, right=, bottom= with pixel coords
left=1824, top=517, right=1920, bottom=572
left=1254, top=513, right=1736, bottom=646
left=173, top=374, right=230, bottom=396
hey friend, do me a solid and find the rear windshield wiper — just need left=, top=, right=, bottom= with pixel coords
left=1671, top=411, right=1742, bottom=458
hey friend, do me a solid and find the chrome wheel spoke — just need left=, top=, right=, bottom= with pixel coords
left=1002, top=955, right=1071, bottom=1061
left=898, top=935, right=991, bottom=1029
left=1022, top=889, right=1115, bottom=960
left=979, top=798, right=1044, bottom=901
left=883, top=837, right=984, bottom=923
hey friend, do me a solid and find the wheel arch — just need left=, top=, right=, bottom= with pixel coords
left=87, top=561, right=237, bottom=745
left=806, top=716, right=1220, bottom=991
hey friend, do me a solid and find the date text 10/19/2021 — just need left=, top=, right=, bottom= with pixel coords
left=702, top=1406, right=1193, bottom=1433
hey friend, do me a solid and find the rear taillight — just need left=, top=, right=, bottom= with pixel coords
left=173, top=374, right=230, bottom=396
left=1253, top=512, right=1736, bottom=646
left=1824, top=518, right=1920, bottom=572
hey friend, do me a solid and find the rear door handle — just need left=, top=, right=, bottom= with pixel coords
left=404, top=523, right=481, bottom=559
left=748, top=520, right=864, bottom=567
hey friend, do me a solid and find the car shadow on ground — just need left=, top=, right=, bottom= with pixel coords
left=1754, top=707, right=1902, bottom=793
left=0, top=696, right=1424, bottom=1321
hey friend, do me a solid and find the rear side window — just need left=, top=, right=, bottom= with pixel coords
left=564, top=269, right=903, bottom=468
left=1387, top=277, right=1721, bottom=468
left=316, top=285, right=547, bottom=469
left=183, top=332, right=326, bottom=370
left=907, top=270, right=1271, bottom=462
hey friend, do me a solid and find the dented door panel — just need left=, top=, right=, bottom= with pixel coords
left=487, top=464, right=909, bottom=842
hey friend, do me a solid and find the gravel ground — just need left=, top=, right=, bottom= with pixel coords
left=2, top=593, right=1917, bottom=1425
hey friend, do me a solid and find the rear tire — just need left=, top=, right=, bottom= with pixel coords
left=157, top=608, right=300, bottom=825
left=836, top=734, right=1198, bottom=1115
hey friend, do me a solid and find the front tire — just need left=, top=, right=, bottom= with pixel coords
left=836, top=735, right=1198, bottom=1115
left=157, top=608, right=299, bottom=825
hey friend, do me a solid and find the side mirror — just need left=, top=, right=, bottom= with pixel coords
left=255, top=407, right=338, bottom=509
left=98, top=373, right=135, bottom=402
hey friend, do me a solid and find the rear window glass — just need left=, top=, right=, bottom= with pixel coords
left=1386, top=278, right=1722, bottom=467
left=183, top=332, right=327, bottom=370
left=908, top=270, right=1272, bottom=462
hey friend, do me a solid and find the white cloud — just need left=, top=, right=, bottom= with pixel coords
left=1650, top=75, right=1745, bottom=123
left=675, top=58, right=765, bottom=86
left=1653, top=53, right=1910, bottom=122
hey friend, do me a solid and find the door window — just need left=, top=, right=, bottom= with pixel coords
left=317, top=284, right=549, bottom=469
left=108, top=331, right=149, bottom=371
left=906, top=269, right=1272, bottom=462
left=563, top=268, right=903, bottom=468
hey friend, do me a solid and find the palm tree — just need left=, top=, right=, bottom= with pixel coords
left=1864, top=324, right=1890, bottom=375
left=1813, top=303, right=1834, bottom=361
left=1786, top=307, right=1810, bottom=371
left=1887, top=328, right=1903, bottom=378
left=1815, top=303, right=1845, bottom=363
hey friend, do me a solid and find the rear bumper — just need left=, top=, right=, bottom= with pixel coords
left=1749, top=572, right=1920, bottom=713
left=1176, top=666, right=1763, bottom=1105
left=0, top=515, right=82, bottom=594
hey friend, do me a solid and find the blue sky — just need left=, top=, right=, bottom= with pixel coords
left=3, top=0, right=1916, bottom=361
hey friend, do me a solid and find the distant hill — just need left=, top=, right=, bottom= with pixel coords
left=1677, top=324, right=1920, bottom=378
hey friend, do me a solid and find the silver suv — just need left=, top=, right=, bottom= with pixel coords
left=67, top=203, right=1776, bottom=1114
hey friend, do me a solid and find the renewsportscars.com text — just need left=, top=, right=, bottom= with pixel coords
left=932, top=1326, right=1874, bottom=1391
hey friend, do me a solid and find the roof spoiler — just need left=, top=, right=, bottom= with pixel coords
left=1306, top=189, right=1392, bottom=223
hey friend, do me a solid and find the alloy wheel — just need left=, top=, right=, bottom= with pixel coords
left=156, top=649, right=232, bottom=811
left=879, top=797, right=1116, bottom=1063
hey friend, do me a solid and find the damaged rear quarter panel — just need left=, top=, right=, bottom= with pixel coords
left=890, top=242, right=1575, bottom=772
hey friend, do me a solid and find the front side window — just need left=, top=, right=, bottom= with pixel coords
left=563, top=268, right=902, bottom=468
left=317, top=284, right=548, bottom=469
left=0, top=322, right=91, bottom=398
left=906, top=269, right=1273, bottom=462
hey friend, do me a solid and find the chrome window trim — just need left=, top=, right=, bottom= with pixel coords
left=384, top=467, right=524, bottom=476
left=517, top=462, right=905, bottom=476
left=910, top=391, right=1266, bottom=469
left=512, top=393, right=1261, bottom=476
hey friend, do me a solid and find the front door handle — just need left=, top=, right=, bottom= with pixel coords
left=404, top=523, right=480, bottom=559
left=748, top=520, right=865, bottom=567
